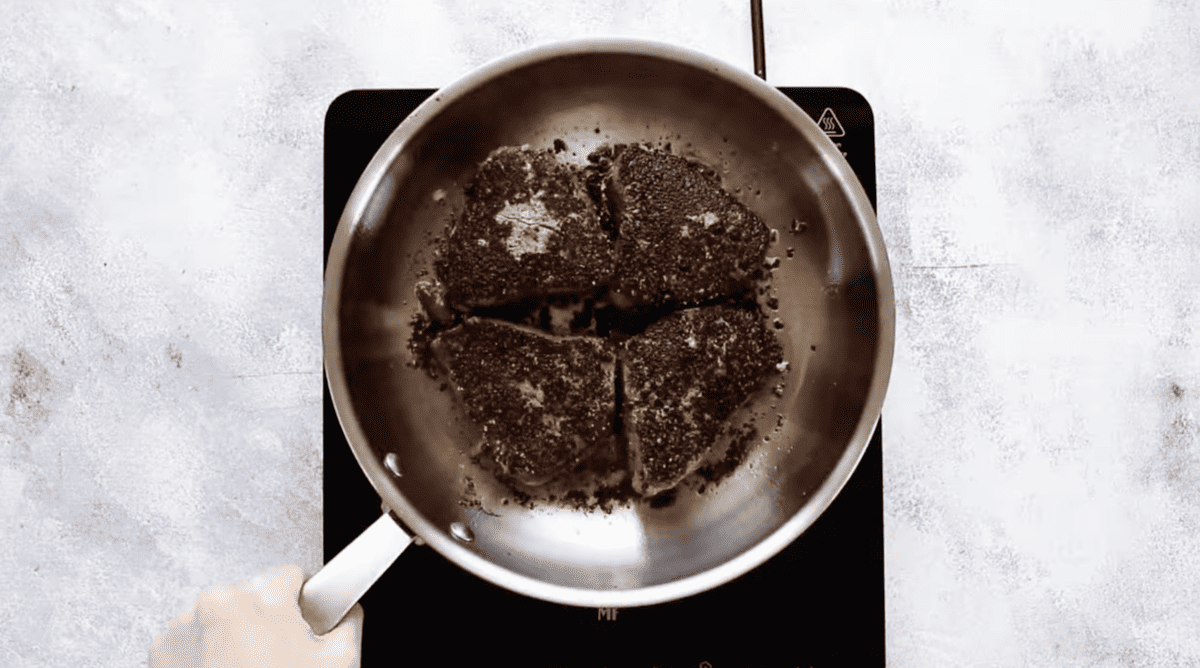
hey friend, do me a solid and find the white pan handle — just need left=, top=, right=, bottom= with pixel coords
left=298, top=511, right=415, bottom=635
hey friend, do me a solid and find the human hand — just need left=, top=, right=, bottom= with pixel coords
left=149, top=565, right=364, bottom=668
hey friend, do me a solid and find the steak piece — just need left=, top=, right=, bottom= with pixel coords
left=621, top=305, right=783, bottom=496
left=432, top=318, right=616, bottom=486
left=438, top=146, right=614, bottom=309
left=589, top=144, right=771, bottom=307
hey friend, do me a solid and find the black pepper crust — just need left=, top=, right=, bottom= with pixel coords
left=621, top=305, right=783, bottom=496
left=591, top=144, right=771, bottom=307
left=437, top=146, right=614, bottom=309
left=424, top=143, right=786, bottom=503
left=431, top=318, right=617, bottom=486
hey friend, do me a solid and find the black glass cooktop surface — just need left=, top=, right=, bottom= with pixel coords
left=323, top=87, right=883, bottom=667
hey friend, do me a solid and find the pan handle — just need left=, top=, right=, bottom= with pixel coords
left=298, top=511, right=415, bottom=635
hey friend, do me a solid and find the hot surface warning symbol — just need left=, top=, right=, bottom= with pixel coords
left=816, top=107, right=845, bottom=137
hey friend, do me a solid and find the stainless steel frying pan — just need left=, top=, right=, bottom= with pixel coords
left=302, top=38, right=894, bottom=635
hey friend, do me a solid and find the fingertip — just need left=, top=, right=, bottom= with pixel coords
left=193, top=582, right=238, bottom=621
left=277, top=563, right=305, bottom=594
left=345, top=602, right=364, bottom=629
left=317, top=603, right=365, bottom=665
left=253, top=564, right=305, bottom=608
left=335, top=603, right=365, bottom=642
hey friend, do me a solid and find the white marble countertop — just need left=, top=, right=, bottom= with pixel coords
left=3, top=1, right=1198, bottom=665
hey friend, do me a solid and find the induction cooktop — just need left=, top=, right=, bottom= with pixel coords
left=323, top=87, right=883, bottom=667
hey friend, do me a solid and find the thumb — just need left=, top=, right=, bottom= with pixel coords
left=253, top=564, right=305, bottom=609
left=315, top=603, right=364, bottom=666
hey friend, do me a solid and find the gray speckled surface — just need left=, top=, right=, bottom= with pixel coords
left=2, top=1, right=1198, bottom=666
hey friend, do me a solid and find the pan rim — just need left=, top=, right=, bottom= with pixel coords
left=323, top=37, right=894, bottom=608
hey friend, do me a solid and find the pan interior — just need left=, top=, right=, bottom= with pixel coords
left=330, top=49, right=886, bottom=601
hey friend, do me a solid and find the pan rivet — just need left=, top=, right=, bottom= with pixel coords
left=384, top=452, right=403, bottom=477
left=450, top=522, right=475, bottom=543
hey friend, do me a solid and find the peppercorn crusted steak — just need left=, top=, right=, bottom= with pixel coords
left=589, top=144, right=771, bottom=307
left=622, top=305, right=783, bottom=496
left=431, top=318, right=617, bottom=486
left=438, top=146, right=614, bottom=309
left=421, top=144, right=786, bottom=501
